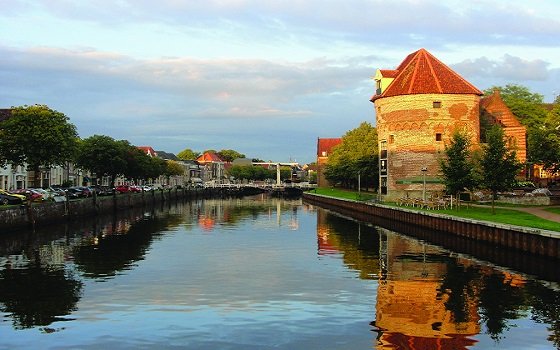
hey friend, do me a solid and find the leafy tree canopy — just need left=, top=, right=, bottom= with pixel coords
left=325, top=122, right=378, bottom=190
left=217, top=149, right=246, bottom=162
left=480, top=126, right=523, bottom=212
left=483, top=84, right=548, bottom=130
left=177, top=148, right=200, bottom=160
left=165, top=160, right=185, bottom=177
left=439, top=130, right=479, bottom=200
left=75, top=135, right=129, bottom=186
left=0, top=105, right=78, bottom=170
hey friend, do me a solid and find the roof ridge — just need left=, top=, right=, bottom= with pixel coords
left=423, top=50, right=443, bottom=93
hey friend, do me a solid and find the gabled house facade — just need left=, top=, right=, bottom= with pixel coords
left=316, top=138, right=342, bottom=187
left=196, top=151, right=226, bottom=183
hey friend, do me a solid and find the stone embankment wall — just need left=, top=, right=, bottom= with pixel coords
left=303, top=193, right=560, bottom=259
left=0, top=187, right=260, bottom=232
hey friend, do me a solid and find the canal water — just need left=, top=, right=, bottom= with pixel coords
left=0, top=195, right=559, bottom=349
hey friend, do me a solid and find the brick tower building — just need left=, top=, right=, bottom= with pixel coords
left=371, top=49, right=483, bottom=200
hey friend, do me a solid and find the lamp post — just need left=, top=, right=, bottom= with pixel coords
left=421, top=167, right=427, bottom=201
left=357, top=171, right=361, bottom=200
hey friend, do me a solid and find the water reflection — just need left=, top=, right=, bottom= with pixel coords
left=0, top=198, right=559, bottom=349
left=316, top=208, right=560, bottom=349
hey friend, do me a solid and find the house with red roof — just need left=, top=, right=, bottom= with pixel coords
left=196, top=151, right=226, bottom=183
left=371, top=48, right=526, bottom=200
left=316, top=137, right=342, bottom=187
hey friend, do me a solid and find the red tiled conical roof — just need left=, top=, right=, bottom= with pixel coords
left=374, top=48, right=482, bottom=100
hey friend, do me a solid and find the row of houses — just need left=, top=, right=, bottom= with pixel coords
left=317, top=48, right=554, bottom=200
left=0, top=143, right=310, bottom=190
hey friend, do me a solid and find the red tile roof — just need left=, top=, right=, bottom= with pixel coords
left=197, top=152, right=224, bottom=163
left=379, top=69, right=399, bottom=78
left=372, top=48, right=482, bottom=101
left=137, top=146, right=157, bottom=157
left=317, top=138, right=342, bottom=157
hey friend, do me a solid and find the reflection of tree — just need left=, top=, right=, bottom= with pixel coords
left=527, top=282, right=560, bottom=348
left=439, top=261, right=479, bottom=323
left=72, top=216, right=168, bottom=279
left=323, top=212, right=380, bottom=279
left=479, top=272, right=528, bottom=341
left=0, top=266, right=82, bottom=329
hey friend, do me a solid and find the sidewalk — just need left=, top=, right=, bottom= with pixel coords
left=471, top=204, right=560, bottom=223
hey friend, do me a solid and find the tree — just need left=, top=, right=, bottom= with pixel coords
left=483, top=84, right=548, bottom=130
left=217, top=149, right=246, bottom=162
left=177, top=148, right=200, bottom=160
left=0, top=105, right=78, bottom=187
left=165, top=160, right=185, bottom=185
left=480, top=126, right=523, bottom=213
left=75, top=135, right=129, bottom=187
left=439, top=131, right=479, bottom=207
left=325, top=122, right=378, bottom=191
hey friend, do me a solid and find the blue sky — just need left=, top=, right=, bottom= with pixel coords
left=1, top=0, right=559, bottom=163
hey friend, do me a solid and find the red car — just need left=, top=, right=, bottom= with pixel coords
left=115, top=185, right=142, bottom=194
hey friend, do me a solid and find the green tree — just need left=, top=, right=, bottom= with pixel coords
left=177, top=148, right=200, bottom=160
left=483, top=84, right=548, bottom=130
left=217, top=149, right=246, bottom=162
left=0, top=105, right=78, bottom=187
left=165, top=160, right=185, bottom=185
left=439, top=131, right=479, bottom=207
left=325, top=122, right=378, bottom=191
left=75, top=135, right=129, bottom=187
left=480, top=126, right=523, bottom=213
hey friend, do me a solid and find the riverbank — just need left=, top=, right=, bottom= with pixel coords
left=303, top=192, right=560, bottom=259
left=0, top=186, right=263, bottom=232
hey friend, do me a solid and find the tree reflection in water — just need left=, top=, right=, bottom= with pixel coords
left=0, top=264, right=82, bottom=329
left=318, top=209, right=560, bottom=349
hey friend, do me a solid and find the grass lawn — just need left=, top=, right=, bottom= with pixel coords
left=546, top=207, right=560, bottom=215
left=310, top=187, right=560, bottom=232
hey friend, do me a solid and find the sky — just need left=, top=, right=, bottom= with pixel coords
left=1, top=0, right=559, bottom=164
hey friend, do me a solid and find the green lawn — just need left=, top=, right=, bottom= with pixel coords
left=309, top=187, right=560, bottom=232
left=546, top=207, right=560, bottom=215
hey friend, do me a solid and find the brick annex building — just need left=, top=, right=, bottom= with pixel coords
left=371, top=48, right=526, bottom=200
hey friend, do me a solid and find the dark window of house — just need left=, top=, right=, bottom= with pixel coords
left=436, top=133, right=442, bottom=141
left=389, top=135, right=394, bottom=143
left=433, top=101, right=442, bottom=108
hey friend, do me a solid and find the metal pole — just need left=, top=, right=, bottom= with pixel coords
left=358, top=172, right=361, bottom=199
left=421, top=167, right=427, bottom=201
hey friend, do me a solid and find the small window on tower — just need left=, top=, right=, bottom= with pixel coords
left=389, top=135, right=394, bottom=143
left=433, top=101, right=442, bottom=108
left=436, top=133, right=442, bottom=141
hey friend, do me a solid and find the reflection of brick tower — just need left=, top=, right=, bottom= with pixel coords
left=371, top=49, right=482, bottom=200
left=375, top=229, right=480, bottom=349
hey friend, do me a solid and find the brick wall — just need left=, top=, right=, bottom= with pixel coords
left=375, top=94, right=480, bottom=200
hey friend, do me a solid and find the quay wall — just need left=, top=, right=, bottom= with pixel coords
left=303, top=192, right=560, bottom=259
left=0, top=187, right=258, bottom=232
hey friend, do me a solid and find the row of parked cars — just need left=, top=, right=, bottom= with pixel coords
left=0, top=185, right=166, bottom=205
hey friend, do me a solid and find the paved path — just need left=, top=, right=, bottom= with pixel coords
left=509, top=206, right=560, bottom=223
left=473, top=204, right=560, bottom=223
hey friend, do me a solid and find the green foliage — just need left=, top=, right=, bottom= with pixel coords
left=217, top=149, right=246, bottom=162
left=439, top=131, right=479, bottom=196
left=177, top=148, right=200, bottom=160
left=0, top=105, right=78, bottom=170
left=75, top=135, right=129, bottom=186
left=325, top=122, right=378, bottom=190
left=483, top=84, right=548, bottom=130
left=480, top=126, right=523, bottom=212
left=227, top=165, right=274, bottom=181
left=528, top=128, right=560, bottom=172
left=165, top=160, right=185, bottom=177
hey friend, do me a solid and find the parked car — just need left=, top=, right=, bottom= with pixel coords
left=11, top=189, right=43, bottom=202
left=115, top=185, right=132, bottom=194
left=0, top=189, right=27, bottom=202
left=65, top=187, right=84, bottom=199
left=77, top=186, right=94, bottom=197
left=92, top=185, right=113, bottom=196
left=0, top=192, right=23, bottom=205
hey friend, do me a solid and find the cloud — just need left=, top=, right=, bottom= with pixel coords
left=452, top=54, right=551, bottom=81
left=0, top=45, right=374, bottom=161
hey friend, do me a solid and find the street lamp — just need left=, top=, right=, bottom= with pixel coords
left=421, top=167, right=427, bottom=201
